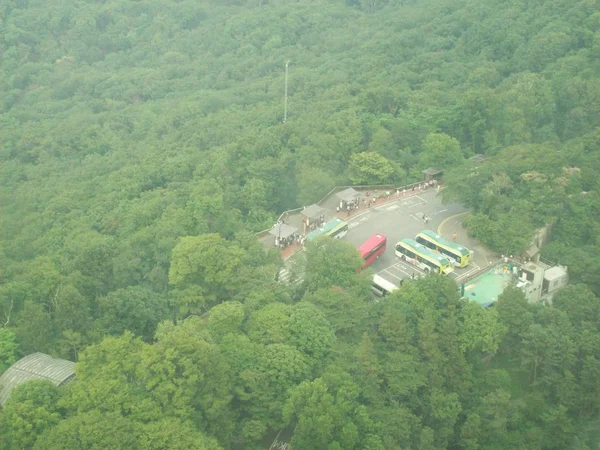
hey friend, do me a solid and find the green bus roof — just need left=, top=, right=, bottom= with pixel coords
left=400, top=238, right=453, bottom=266
left=305, top=227, right=326, bottom=242
left=417, top=229, right=470, bottom=257
left=306, top=218, right=347, bottom=242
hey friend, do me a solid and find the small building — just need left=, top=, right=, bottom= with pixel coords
left=269, top=222, right=298, bottom=248
left=541, top=266, right=569, bottom=303
left=0, top=353, right=76, bottom=407
left=301, top=204, right=326, bottom=226
left=469, top=154, right=487, bottom=163
left=422, top=167, right=443, bottom=182
left=517, top=261, right=568, bottom=304
left=335, top=188, right=360, bottom=209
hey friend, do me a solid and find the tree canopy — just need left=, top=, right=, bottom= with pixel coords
left=1, top=0, right=600, bottom=447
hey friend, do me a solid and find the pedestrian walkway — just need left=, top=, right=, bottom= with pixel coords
left=259, top=181, right=442, bottom=261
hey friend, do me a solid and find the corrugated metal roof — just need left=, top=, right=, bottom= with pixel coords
left=0, top=353, right=75, bottom=407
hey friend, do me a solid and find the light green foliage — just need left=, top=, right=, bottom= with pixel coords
left=207, top=301, right=246, bottom=341
left=305, top=238, right=368, bottom=292
left=420, top=133, right=464, bottom=169
left=283, top=373, right=379, bottom=450
left=288, top=302, right=336, bottom=359
left=0, top=328, right=18, bottom=373
left=169, top=234, right=244, bottom=315
left=245, top=302, right=291, bottom=345
left=0, top=381, right=63, bottom=450
left=458, top=301, right=507, bottom=355
left=348, top=151, right=395, bottom=185
left=33, top=412, right=139, bottom=450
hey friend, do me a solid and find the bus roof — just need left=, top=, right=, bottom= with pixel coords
left=417, top=229, right=470, bottom=257
left=305, top=227, right=326, bottom=242
left=321, top=218, right=346, bottom=234
left=358, top=234, right=387, bottom=258
left=400, top=238, right=453, bottom=265
left=306, top=218, right=347, bottom=242
left=372, top=274, right=399, bottom=293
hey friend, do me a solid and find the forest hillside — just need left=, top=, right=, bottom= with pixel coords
left=1, top=0, right=600, bottom=448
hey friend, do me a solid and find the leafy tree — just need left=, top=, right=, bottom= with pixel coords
left=98, top=285, right=169, bottom=341
left=169, top=234, right=244, bottom=316
left=0, top=327, right=18, bottom=373
left=207, top=301, right=246, bottom=341
left=303, top=287, right=365, bottom=337
left=420, top=132, right=464, bottom=169
left=348, top=151, right=395, bottom=185
left=288, top=302, right=336, bottom=360
left=355, top=332, right=383, bottom=401
left=458, top=301, right=507, bottom=355
left=304, top=238, right=368, bottom=292
left=1, top=380, right=63, bottom=450
left=245, top=302, right=291, bottom=345
left=33, top=411, right=139, bottom=450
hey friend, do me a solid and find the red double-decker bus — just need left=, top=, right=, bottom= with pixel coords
left=357, top=234, right=387, bottom=269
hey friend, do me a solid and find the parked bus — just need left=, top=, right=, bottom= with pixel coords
left=371, top=274, right=399, bottom=297
left=305, top=218, right=349, bottom=243
left=358, top=234, right=387, bottom=269
left=416, top=229, right=472, bottom=267
left=395, top=238, right=454, bottom=275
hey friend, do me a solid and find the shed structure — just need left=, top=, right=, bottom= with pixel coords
left=422, top=167, right=444, bottom=182
left=335, top=188, right=360, bottom=203
left=301, top=204, right=326, bottom=221
left=269, top=223, right=298, bottom=240
left=0, top=353, right=75, bottom=407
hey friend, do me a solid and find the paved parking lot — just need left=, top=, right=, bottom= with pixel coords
left=342, top=190, right=486, bottom=287
left=278, top=188, right=496, bottom=289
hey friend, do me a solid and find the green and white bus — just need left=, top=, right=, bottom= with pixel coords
left=305, top=218, right=349, bottom=243
left=416, top=229, right=472, bottom=267
left=395, top=238, right=454, bottom=275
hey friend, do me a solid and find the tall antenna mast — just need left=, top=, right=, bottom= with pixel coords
left=283, top=60, right=290, bottom=123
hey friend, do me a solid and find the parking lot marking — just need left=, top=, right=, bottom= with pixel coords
left=382, top=269, right=403, bottom=280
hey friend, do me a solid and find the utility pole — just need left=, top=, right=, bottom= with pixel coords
left=283, top=60, right=290, bottom=123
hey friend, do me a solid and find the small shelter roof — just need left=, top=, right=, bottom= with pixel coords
left=469, top=154, right=486, bottom=163
left=422, top=167, right=443, bottom=176
left=335, top=188, right=360, bottom=202
left=0, top=353, right=76, bottom=407
left=301, top=204, right=325, bottom=220
left=269, top=223, right=298, bottom=239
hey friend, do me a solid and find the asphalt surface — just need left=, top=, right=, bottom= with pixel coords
left=342, top=190, right=482, bottom=286
left=278, top=189, right=495, bottom=288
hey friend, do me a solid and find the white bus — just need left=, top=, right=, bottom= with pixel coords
left=371, top=274, right=399, bottom=297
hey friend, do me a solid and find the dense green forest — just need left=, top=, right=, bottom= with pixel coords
left=1, top=0, right=600, bottom=448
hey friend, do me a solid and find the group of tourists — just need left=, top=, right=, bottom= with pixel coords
left=275, top=233, right=302, bottom=249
